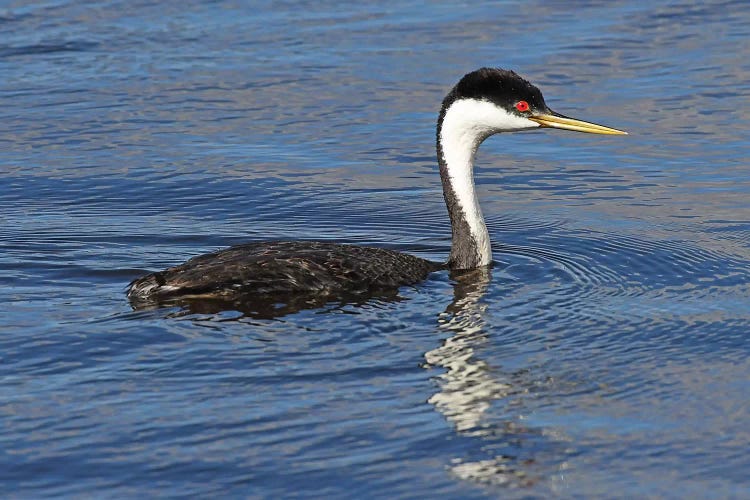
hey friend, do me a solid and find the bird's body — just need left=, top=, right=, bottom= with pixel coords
left=128, top=68, right=625, bottom=308
left=128, top=241, right=439, bottom=302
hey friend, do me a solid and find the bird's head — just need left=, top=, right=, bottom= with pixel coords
left=440, top=67, right=627, bottom=137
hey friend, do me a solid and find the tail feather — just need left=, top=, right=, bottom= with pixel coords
left=127, top=272, right=177, bottom=299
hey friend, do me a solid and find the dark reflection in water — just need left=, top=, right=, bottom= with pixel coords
left=0, top=41, right=98, bottom=59
left=133, top=286, right=408, bottom=319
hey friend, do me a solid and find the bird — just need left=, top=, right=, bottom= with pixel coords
left=127, top=67, right=626, bottom=308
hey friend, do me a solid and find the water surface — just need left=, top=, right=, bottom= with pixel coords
left=2, top=1, right=750, bottom=497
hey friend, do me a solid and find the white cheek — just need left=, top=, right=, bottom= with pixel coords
left=442, top=98, right=539, bottom=139
left=439, top=98, right=540, bottom=174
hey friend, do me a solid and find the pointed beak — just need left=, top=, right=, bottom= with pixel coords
left=529, top=109, right=627, bottom=135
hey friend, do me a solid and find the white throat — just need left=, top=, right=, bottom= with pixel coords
left=438, top=98, right=539, bottom=269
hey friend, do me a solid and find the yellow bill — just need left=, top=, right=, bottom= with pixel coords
left=529, top=111, right=627, bottom=135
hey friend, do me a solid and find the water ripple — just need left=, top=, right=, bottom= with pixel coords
left=0, top=41, right=98, bottom=58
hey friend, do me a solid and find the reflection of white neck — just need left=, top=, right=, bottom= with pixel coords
left=425, top=268, right=503, bottom=432
left=439, top=99, right=538, bottom=269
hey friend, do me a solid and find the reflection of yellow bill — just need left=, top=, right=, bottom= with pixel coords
left=529, top=112, right=628, bottom=135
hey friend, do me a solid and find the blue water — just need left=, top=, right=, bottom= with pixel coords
left=2, top=1, right=750, bottom=497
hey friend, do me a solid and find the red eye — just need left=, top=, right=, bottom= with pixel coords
left=515, top=101, right=530, bottom=112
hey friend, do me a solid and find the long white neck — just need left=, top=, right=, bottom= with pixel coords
left=436, top=98, right=536, bottom=269
left=437, top=100, right=493, bottom=269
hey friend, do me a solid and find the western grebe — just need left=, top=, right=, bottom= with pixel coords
left=128, top=68, right=625, bottom=306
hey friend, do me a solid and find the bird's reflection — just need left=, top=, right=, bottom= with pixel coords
left=426, top=268, right=508, bottom=433
left=425, top=268, right=557, bottom=487
left=129, top=288, right=406, bottom=319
